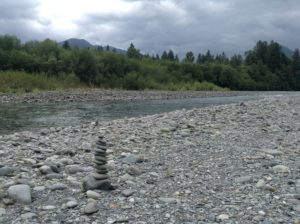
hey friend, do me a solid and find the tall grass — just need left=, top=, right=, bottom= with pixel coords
left=0, top=71, right=84, bottom=93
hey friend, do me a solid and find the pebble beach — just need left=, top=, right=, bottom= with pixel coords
left=0, top=93, right=299, bottom=223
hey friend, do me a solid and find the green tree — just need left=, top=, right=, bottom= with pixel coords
left=185, top=51, right=195, bottom=63
left=73, top=49, right=98, bottom=84
left=63, top=41, right=70, bottom=49
left=0, top=35, right=21, bottom=51
left=292, top=49, right=300, bottom=72
left=230, top=54, right=243, bottom=67
left=167, top=50, right=175, bottom=61
left=161, top=51, right=168, bottom=60
left=127, top=43, right=141, bottom=59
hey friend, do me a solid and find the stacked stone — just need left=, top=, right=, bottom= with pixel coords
left=92, top=137, right=109, bottom=181
left=82, top=136, right=115, bottom=191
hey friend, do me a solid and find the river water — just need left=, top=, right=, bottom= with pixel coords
left=0, top=95, right=260, bottom=135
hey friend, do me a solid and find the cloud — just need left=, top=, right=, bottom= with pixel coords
left=0, top=0, right=299, bottom=56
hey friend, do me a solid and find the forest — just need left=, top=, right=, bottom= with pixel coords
left=0, top=34, right=300, bottom=93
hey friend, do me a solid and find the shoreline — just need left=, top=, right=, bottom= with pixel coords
left=0, top=90, right=264, bottom=104
left=0, top=94, right=299, bottom=223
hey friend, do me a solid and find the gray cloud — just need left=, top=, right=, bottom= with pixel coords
left=1, top=0, right=299, bottom=56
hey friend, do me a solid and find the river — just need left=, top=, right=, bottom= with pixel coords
left=0, top=95, right=260, bottom=135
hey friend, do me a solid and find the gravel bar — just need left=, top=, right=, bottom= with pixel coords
left=0, top=90, right=261, bottom=104
left=0, top=94, right=299, bottom=223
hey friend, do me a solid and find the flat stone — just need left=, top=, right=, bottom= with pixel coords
left=49, top=183, right=68, bottom=191
left=95, top=150, right=106, bottom=155
left=94, top=160, right=107, bottom=165
left=159, top=197, right=177, bottom=204
left=121, top=189, right=135, bottom=197
left=273, top=165, right=290, bottom=173
left=8, top=184, right=31, bottom=204
left=82, top=175, right=115, bottom=191
left=235, top=175, right=253, bottom=184
left=42, top=205, right=56, bottom=210
left=92, top=173, right=109, bottom=180
left=66, top=200, right=78, bottom=208
left=84, top=202, right=98, bottom=214
left=20, top=212, right=37, bottom=219
left=262, top=149, right=283, bottom=156
left=95, top=156, right=106, bottom=162
left=65, top=165, right=84, bottom=174
left=87, top=190, right=101, bottom=199
left=217, top=214, right=229, bottom=221
left=33, top=186, right=46, bottom=191
left=122, top=154, right=143, bottom=164
left=126, top=167, right=142, bottom=176
left=0, top=166, right=14, bottom=176
left=45, top=173, right=64, bottom=179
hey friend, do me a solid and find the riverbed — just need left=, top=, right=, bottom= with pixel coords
left=0, top=95, right=261, bottom=135
left=0, top=93, right=299, bottom=223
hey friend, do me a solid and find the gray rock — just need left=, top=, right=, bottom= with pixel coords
left=159, top=197, right=177, bottom=204
left=217, top=214, right=229, bottom=221
left=39, top=165, right=52, bottom=175
left=262, top=149, right=283, bottom=156
left=66, top=200, right=78, bottom=208
left=0, top=166, right=14, bottom=176
left=126, top=167, right=142, bottom=176
left=20, top=212, right=37, bottom=220
left=0, top=208, right=6, bottom=216
left=45, top=173, right=64, bottom=179
left=235, top=175, right=253, bottom=184
left=86, top=190, right=101, bottom=199
left=65, top=165, right=84, bottom=174
left=42, top=205, right=56, bottom=210
left=293, top=205, right=300, bottom=212
left=7, top=184, right=31, bottom=204
left=122, top=154, right=142, bottom=164
left=84, top=201, right=98, bottom=214
left=273, top=165, right=290, bottom=173
left=49, top=183, right=68, bottom=191
left=82, top=175, right=115, bottom=191
left=33, top=186, right=46, bottom=191
left=121, top=189, right=135, bottom=197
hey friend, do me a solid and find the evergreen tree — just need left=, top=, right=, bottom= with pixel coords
left=292, top=49, right=300, bottom=72
left=62, top=41, right=70, bottom=49
left=167, top=50, right=175, bottom=61
left=230, top=54, right=243, bottom=67
left=127, top=43, right=141, bottom=59
left=185, top=51, right=195, bottom=63
left=197, top=53, right=205, bottom=64
left=161, top=51, right=168, bottom=60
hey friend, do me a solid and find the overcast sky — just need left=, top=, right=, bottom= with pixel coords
left=0, top=0, right=299, bottom=56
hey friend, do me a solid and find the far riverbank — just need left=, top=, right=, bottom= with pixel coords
left=0, top=90, right=265, bottom=104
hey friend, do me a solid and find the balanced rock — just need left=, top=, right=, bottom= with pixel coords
left=82, top=136, right=115, bottom=191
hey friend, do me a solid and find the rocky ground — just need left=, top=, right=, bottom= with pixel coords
left=0, top=94, right=299, bottom=224
left=0, top=90, right=260, bottom=104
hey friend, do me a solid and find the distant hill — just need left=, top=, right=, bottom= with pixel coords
left=59, top=38, right=93, bottom=48
left=59, top=38, right=127, bottom=55
left=280, top=45, right=294, bottom=58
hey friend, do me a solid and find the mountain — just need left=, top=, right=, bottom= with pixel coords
left=59, top=38, right=93, bottom=48
left=280, top=45, right=294, bottom=58
left=59, top=38, right=127, bottom=55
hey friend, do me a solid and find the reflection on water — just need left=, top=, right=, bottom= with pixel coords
left=0, top=95, right=259, bottom=134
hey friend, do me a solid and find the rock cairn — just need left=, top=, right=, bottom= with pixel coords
left=82, top=136, right=115, bottom=191
left=92, top=137, right=109, bottom=181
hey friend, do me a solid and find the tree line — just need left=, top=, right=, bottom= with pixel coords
left=0, top=35, right=300, bottom=91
